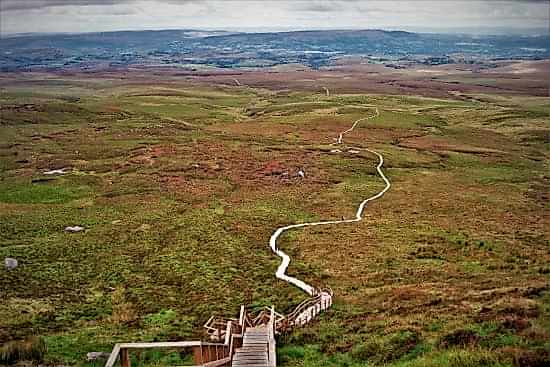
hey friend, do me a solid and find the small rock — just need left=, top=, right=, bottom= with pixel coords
left=348, top=149, right=360, bottom=154
left=330, top=149, right=342, bottom=153
left=65, top=226, right=84, bottom=233
left=298, top=169, right=305, bottom=178
left=111, top=220, right=122, bottom=225
left=4, top=258, right=18, bottom=270
left=87, top=352, right=110, bottom=361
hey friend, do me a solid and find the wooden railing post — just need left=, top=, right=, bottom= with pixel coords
left=239, top=305, right=245, bottom=329
left=267, top=306, right=277, bottom=367
left=120, top=348, right=130, bottom=367
left=224, top=321, right=232, bottom=345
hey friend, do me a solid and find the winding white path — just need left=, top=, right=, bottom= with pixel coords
left=269, top=106, right=391, bottom=298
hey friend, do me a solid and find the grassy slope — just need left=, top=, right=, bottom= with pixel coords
left=0, top=75, right=548, bottom=366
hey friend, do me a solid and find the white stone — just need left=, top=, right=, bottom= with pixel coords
left=44, top=168, right=67, bottom=175
left=4, top=258, right=18, bottom=270
left=87, top=352, right=110, bottom=361
left=65, top=226, right=84, bottom=233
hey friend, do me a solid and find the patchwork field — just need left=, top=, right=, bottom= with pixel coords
left=0, top=71, right=548, bottom=366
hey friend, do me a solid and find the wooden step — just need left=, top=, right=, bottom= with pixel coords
left=231, top=327, right=270, bottom=366
left=235, top=348, right=267, bottom=353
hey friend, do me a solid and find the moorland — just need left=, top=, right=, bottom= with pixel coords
left=0, top=45, right=549, bottom=366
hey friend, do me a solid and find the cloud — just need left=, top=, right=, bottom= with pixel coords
left=293, top=1, right=359, bottom=13
left=0, top=0, right=135, bottom=11
left=0, top=0, right=204, bottom=12
left=1, top=0, right=548, bottom=34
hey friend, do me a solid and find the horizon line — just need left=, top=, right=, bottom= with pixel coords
left=2, top=26, right=548, bottom=38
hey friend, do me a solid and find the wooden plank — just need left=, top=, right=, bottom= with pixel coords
left=208, top=345, right=217, bottom=363
left=234, top=355, right=268, bottom=359
left=120, top=348, right=131, bottom=367
left=181, top=356, right=231, bottom=367
left=234, top=357, right=268, bottom=361
left=201, top=356, right=231, bottom=367
left=118, top=341, right=227, bottom=349
left=202, top=345, right=210, bottom=363
left=193, top=345, right=203, bottom=365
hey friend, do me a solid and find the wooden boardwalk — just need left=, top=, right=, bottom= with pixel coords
left=232, top=326, right=271, bottom=367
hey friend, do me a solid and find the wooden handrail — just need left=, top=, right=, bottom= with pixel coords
left=104, top=344, right=120, bottom=367
left=105, top=341, right=231, bottom=367
left=119, top=341, right=225, bottom=349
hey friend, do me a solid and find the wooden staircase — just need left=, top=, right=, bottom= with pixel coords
left=103, top=290, right=333, bottom=367
left=232, top=326, right=270, bottom=367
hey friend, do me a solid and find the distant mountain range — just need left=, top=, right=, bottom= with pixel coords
left=1, top=29, right=549, bottom=71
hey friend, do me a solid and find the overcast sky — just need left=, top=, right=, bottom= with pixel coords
left=1, top=0, right=548, bottom=35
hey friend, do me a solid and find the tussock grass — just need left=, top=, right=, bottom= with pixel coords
left=0, top=337, right=47, bottom=364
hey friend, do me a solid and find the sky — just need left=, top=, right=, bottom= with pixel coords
left=1, top=0, right=549, bottom=35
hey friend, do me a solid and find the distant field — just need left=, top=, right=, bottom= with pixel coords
left=0, top=73, right=548, bottom=366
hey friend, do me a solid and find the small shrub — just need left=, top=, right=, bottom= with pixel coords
left=143, top=309, right=177, bottom=327
left=279, top=328, right=317, bottom=345
left=440, top=329, right=480, bottom=348
left=425, top=321, right=443, bottom=332
left=501, top=316, right=530, bottom=332
left=277, top=345, right=306, bottom=363
left=351, top=330, right=420, bottom=363
left=514, top=348, right=550, bottom=367
left=320, top=337, right=354, bottom=355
